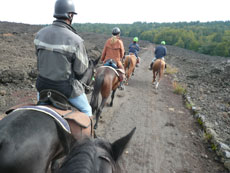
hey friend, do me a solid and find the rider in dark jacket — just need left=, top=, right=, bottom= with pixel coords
left=34, top=0, right=92, bottom=116
left=129, top=37, right=140, bottom=66
left=149, top=41, right=167, bottom=70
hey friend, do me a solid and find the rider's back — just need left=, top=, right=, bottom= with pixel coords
left=101, top=36, right=124, bottom=63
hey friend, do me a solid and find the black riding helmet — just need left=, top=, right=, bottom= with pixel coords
left=53, top=0, right=77, bottom=20
left=112, top=27, right=121, bottom=36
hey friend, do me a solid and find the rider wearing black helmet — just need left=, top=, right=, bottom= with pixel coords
left=112, top=27, right=120, bottom=36
left=34, top=0, right=92, bottom=116
left=53, top=0, right=77, bottom=20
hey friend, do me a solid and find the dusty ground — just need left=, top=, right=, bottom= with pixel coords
left=0, top=21, right=229, bottom=172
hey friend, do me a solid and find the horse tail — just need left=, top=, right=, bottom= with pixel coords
left=127, top=56, right=131, bottom=69
left=90, top=73, right=105, bottom=114
left=158, top=59, right=162, bottom=74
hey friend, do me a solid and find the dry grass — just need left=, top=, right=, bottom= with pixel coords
left=165, top=64, right=178, bottom=75
left=172, top=81, right=186, bottom=95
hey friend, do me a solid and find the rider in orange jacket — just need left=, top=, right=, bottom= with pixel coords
left=101, top=27, right=126, bottom=90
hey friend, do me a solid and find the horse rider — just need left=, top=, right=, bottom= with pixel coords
left=128, top=37, right=140, bottom=67
left=34, top=0, right=92, bottom=117
left=149, top=41, right=167, bottom=70
left=101, top=27, right=126, bottom=90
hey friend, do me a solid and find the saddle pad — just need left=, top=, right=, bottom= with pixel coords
left=13, top=105, right=71, bottom=133
left=99, top=66, right=119, bottom=76
left=49, top=106, right=91, bottom=128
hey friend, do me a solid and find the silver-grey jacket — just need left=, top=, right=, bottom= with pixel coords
left=34, top=20, right=88, bottom=98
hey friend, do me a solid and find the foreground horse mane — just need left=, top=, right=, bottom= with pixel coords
left=58, top=137, right=117, bottom=172
left=58, top=127, right=136, bottom=173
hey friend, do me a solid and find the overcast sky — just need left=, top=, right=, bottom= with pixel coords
left=0, top=0, right=229, bottom=25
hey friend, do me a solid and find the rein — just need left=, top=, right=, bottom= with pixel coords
left=81, top=82, right=94, bottom=92
left=80, top=69, right=96, bottom=92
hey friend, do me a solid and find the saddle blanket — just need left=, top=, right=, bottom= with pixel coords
left=99, top=66, right=120, bottom=76
left=13, top=105, right=71, bottom=133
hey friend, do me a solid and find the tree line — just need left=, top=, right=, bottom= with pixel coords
left=72, top=21, right=230, bottom=57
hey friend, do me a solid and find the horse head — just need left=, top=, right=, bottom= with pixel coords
left=80, top=57, right=100, bottom=94
left=57, top=127, right=136, bottom=173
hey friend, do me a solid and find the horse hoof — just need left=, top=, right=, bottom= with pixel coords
left=155, top=82, right=159, bottom=89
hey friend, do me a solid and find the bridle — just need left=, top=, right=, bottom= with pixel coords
left=96, top=146, right=116, bottom=173
left=81, top=68, right=96, bottom=92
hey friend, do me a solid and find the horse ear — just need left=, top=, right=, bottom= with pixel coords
left=111, top=127, right=136, bottom=162
left=94, top=57, right=100, bottom=66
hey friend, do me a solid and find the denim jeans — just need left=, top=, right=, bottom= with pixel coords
left=152, top=57, right=165, bottom=62
left=68, top=93, right=92, bottom=117
left=37, top=92, right=92, bottom=117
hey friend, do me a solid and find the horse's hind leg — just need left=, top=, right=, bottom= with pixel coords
left=155, top=68, right=164, bottom=89
left=94, top=98, right=107, bottom=129
left=152, top=71, right=156, bottom=84
left=90, top=93, right=99, bottom=115
left=109, top=89, right=117, bottom=107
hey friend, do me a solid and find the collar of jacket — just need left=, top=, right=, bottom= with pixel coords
left=52, top=20, right=78, bottom=35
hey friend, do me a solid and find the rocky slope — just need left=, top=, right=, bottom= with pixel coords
left=166, top=46, right=230, bottom=169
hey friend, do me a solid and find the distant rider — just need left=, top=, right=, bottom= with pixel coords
left=101, top=27, right=126, bottom=90
left=149, top=41, right=167, bottom=70
left=128, top=37, right=140, bottom=67
left=34, top=0, right=92, bottom=116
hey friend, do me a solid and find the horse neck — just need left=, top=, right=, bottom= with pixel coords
left=59, top=138, right=117, bottom=173
left=59, top=141, right=96, bottom=173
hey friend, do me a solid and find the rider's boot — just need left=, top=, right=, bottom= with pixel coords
left=119, top=81, right=125, bottom=90
left=149, top=62, right=153, bottom=70
left=136, top=57, right=140, bottom=67
left=118, top=73, right=125, bottom=90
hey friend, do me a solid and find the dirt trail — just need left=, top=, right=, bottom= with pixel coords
left=94, top=44, right=228, bottom=173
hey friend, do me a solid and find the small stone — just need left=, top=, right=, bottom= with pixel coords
left=0, top=90, right=6, bottom=96
left=169, top=108, right=175, bottom=112
left=201, top=153, right=208, bottom=159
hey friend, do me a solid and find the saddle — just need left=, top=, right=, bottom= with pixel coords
left=103, top=59, right=125, bottom=82
left=5, top=89, right=93, bottom=140
left=104, top=59, right=118, bottom=69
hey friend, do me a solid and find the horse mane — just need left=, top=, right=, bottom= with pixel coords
left=58, top=137, right=116, bottom=173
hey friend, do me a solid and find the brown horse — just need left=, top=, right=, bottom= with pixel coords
left=123, top=54, right=137, bottom=85
left=90, top=66, right=122, bottom=129
left=152, top=59, right=165, bottom=89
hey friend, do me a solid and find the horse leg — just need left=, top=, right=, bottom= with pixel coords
left=90, top=91, right=99, bottom=115
left=156, top=67, right=164, bottom=89
left=132, top=68, right=135, bottom=76
left=152, top=71, right=156, bottom=84
left=94, top=97, right=108, bottom=129
left=109, top=89, right=117, bottom=107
